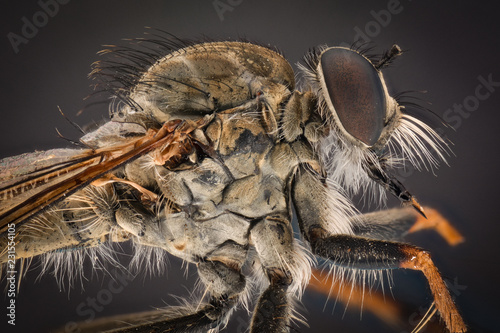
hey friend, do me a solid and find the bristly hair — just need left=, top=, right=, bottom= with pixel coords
left=2, top=184, right=127, bottom=290
left=318, top=261, right=395, bottom=316
left=89, top=29, right=285, bottom=121
left=89, top=29, right=199, bottom=117
left=130, top=243, right=169, bottom=277
left=297, top=44, right=451, bottom=205
left=37, top=243, right=125, bottom=290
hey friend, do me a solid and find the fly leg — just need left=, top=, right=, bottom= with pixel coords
left=249, top=214, right=307, bottom=333
left=251, top=275, right=290, bottom=333
left=291, top=165, right=466, bottom=333
left=309, top=207, right=464, bottom=328
left=351, top=206, right=464, bottom=245
left=308, top=232, right=466, bottom=332
left=406, top=207, right=465, bottom=245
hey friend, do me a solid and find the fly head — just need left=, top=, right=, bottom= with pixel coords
left=300, top=44, right=449, bottom=212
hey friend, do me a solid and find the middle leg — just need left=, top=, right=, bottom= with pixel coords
left=249, top=214, right=311, bottom=333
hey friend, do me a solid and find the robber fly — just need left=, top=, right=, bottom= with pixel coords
left=0, top=33, right=467, bottom=333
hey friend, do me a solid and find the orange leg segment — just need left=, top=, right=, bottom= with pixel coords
left=408, top=208, right=465, bottom=246
left=306, top=207, right=466, bottom=332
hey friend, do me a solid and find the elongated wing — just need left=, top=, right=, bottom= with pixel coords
left=0, top=117, right=208, bottom=232
left=0, top=148, right=102, bottom=230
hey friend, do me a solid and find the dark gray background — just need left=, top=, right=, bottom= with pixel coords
left=1, top=1, right=499, bottom=332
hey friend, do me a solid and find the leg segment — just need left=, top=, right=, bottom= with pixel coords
left=353, top=207, right=464, bottom=245
left=407, top=208, right=465, bottom=245
left=308, top=208, right=465, bottom=328
left=308, top=267, right=403, bottom=327
left=291, top=166, right=466, bottom=332
left=308, top=230, right=466, bottom=332
left=249, top=214, right=308, bottom=333
left=251, top=276, right=291, bottom=333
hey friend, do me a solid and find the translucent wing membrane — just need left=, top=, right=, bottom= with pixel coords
left=0, top=149, right=102, bottom=230
left=0, top=117, right=209, bottom=231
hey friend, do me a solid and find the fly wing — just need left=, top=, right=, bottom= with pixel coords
left=0, top=117, right=209, bottom=232
left=0, top=148, right=111, bottom=231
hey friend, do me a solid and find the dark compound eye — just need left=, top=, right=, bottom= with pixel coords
left=319, top=48, right=387, bottom=146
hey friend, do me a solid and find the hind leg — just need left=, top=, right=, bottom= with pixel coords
left=249, top=214, right=310, bottom=333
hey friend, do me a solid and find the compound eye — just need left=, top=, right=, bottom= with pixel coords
left=320, top=48, right=387, bottom=146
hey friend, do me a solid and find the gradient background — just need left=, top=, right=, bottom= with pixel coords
left=1, top=1, right=499, bottom=332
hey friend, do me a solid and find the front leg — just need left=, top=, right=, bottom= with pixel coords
left=308, top=207, right=465, bottom=328
left=308, top=231, right=466, bottom=333
left=291, top=165, right=466, bottom=333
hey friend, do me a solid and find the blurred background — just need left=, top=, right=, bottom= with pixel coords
left=0, top=1, right=498, bottom=332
